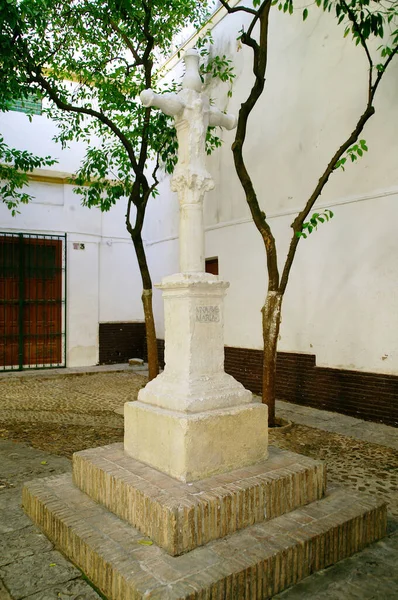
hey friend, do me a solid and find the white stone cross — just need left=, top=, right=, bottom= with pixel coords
left=140, top=49, right=237, bottom=274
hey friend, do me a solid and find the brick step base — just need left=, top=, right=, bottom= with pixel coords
left=72, top=443, right=326, bottom=556
left=23, top=474, right=386, bottom=600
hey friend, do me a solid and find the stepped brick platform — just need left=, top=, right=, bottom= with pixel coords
left=72, top=443, right=326, bottom=556
left=23, top=473, right=387, bottom=600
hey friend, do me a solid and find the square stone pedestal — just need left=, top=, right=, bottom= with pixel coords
left=124, top=273, right=269, bottom=482
left=124, top=400, right=269, bottom=482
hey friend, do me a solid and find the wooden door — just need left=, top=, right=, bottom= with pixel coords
left=205, top=257, right=219, bottom=276
left=23, top=238, right=62, bottom=366
left=0, top=235, right=63, bottom=369
left=0, top=236, right=20, bottom=367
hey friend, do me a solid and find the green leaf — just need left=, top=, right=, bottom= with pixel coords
left=360, top=139, right=368, bottom=151
left=138, top=539, right=153, bottom=546
left=299, top=208, right=335, bottom=239
left=303, top=8, right=308, bottom=20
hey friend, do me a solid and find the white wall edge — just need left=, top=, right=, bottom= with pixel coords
left=0, top=227, right=133, bottom=243
left=144, top=186, right=398, bottom=247
left=158, top=0, right=241, bottom=76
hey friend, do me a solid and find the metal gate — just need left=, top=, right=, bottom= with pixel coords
left=0, top=232, right=66, bottom=371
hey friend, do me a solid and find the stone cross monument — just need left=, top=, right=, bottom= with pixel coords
left=124, top=49, right=268, bottom=482
left=24, top=50, right=385, bottom=588
left=140, top=49, right=236, bottom=274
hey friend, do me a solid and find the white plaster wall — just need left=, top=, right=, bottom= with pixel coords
left=0, top=180, right=144, bottom=367
left=67, top=236, right=100, bottom=366
left=143, top=5, right=398, bottom=375
left=1, top=97, right=146, bottom=367
left=1, top=6, right=397, bottom=373
left=0, top=108, right=86, bottom=174
left=99, top=239, right=144, bottom=324
left=98, top=197, right=144, bottom=324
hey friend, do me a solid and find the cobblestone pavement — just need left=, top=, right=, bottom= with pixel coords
left=276, top=399, right=398, bottom=450
left=0, top=369, right=145, bottom=457
left=0, top=365, right=397, bottom=599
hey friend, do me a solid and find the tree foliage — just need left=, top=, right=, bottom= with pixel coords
left=1, top=0, right=213, bottom=206
left=0, top=0, right=215, bottom=379
left=0, top=135, right=56, bottom=215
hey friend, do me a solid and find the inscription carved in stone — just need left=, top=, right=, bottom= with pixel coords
left=196, top=306, right=220, bottom=323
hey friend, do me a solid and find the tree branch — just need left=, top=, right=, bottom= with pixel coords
left=218, top=0, right=257, bottom=16
left=109, top=18, right=143, bottom=66
left=137, top=1, right=155, bottom=171
left=279, top=31, right=398, bottom=295
left=280, top=105, right=374, bottom=292
left=340, top=0, right=373, bottom=100
left=371, top=44, right=398, bottom=101
left=232, top=0, right=280, bottom=290
left=141, top=1, right=155, bottom=83
left=247, top=0, right=272, bottom=37
left=31, top=69, right=141, bottom=177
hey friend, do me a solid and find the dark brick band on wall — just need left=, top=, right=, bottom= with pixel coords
left=224, top=346, right=398, bottom=427
left=107, top=328, right=397, bottom=427
left=99, top=322, right=146, bottom=365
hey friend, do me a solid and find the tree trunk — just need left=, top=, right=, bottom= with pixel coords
left=262, top=290, right=283, bottom=427
left=131, top=232, right=159, bottom=381
left=142, top=288, right=159, bottom=381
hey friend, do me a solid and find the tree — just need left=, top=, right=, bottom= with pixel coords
left=219, top=0, right=398, bottom=425
left=0, top=0, right=214, bottom=380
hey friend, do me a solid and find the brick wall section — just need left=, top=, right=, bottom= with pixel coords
left=224, top=346, right=398, bottom=427
left=99, top=322, right=145, bottom=364
left=224, top=346, right=264, bottom=395
left=157, top=338, right=165, bottom=367
left=292, top=365, right=398, bottom=426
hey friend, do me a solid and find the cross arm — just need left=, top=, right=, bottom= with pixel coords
left=140, top=89, right=184, bottom=117
left=208, top=107, right=237, bottom=130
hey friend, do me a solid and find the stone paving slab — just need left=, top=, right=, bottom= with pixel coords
left=0, top=551, right=82, bottom=599
left=0, top=580, right=13, bottom=600
left=0, top=526, right=52, bottom=566
left=23, top=472, right=387, bottom=600
left=22, top=579, right=103, bottom=600
left=0, top=441, right=102, bottom=600
left=275, top=532, right=398, bottom=599
left=0, top=504, right=33, bottom=535
left=0, top=440, right=71, bottom=488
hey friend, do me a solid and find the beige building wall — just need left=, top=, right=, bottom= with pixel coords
left=143, top=3, right=398, bottom=376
